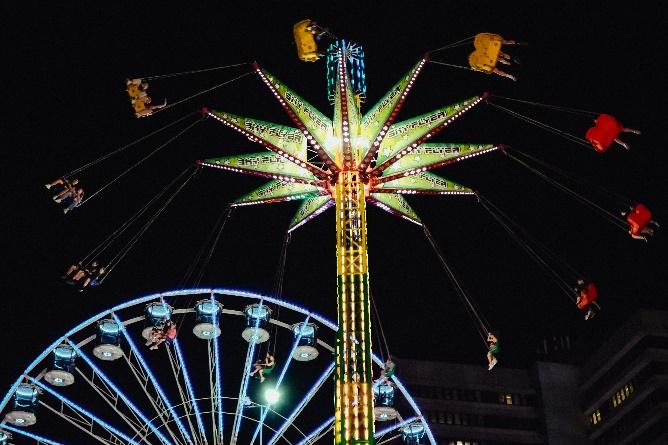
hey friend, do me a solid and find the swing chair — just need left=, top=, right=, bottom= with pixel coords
left=293, top=19, right=325, bottom=62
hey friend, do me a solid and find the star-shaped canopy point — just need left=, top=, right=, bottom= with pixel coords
left=199, top=42, right=500, bottom=231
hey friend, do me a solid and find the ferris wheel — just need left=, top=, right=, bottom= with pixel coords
left=0, top=288, right=432, bottom=445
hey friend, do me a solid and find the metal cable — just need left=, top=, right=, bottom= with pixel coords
left=423, top=225, right=490, bottom=347
left=80, top=117, right=203, bottom=206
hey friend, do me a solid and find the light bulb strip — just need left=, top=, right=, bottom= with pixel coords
left=252, top=63, right=340, bottom=174
left=376, top=145, right=500, bottom=183
left=359, top=57, right=428, bottom=171
left=199, top=160, right=323, bottom=187
left=206, top=111, right=330, bottom=180
left=372, top=96, right=484, bottom=175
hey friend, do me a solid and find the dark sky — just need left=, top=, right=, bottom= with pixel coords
left=4, top=1, right=667, bottom=392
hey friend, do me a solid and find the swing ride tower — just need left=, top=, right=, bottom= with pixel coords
left=199, top=41, right=499, bottom=444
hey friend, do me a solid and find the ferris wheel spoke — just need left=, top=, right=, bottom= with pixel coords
left=166, top=341, right=206, bottom=445
left=73, top=367, right=155, bottom=444
left=37, top=400, right=130, bottom=445
left=388, top=375, right=436, bottom=445
left=112, top=314, right=195, bottom=445
left=249, top=314, right=311, bottom=445
left=118, top=340, right=185, bottom=445
left=374, top=416, right=418, bottom=439
left=0, top=422, right=65, bottom=445
left=274, top=315, right=311, bottom=387
left=68, top=340, right=171, bottom=445
left=29, top=377, right=143, bottom=445
left=229, top=327, right=260, bottom=445
left=206, top=339, right=221, bottom=444
left=377, top=433, right=401, bottom=444
left=266, top=362, right=335, bottom=445
left=209, top=293, right=224, bottom=444
left=294, top=416, right=334, bottom=445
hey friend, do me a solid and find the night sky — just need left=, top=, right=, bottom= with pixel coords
left=4, top=1, right=667, bottom=394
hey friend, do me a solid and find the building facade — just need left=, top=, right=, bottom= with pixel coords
left=396, top=359, right=546, bottom=445
left=395, top=309, right=668, bottom=445
left=579, top=309, right=668, bottom=445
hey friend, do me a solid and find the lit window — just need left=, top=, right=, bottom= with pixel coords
left=625, top=383, right=634, bottom=396
left=505, top=394, right=513, bottom=405
left=589, top=409, right=602, bottom=425
left=611, top=381, right=635, bottom=408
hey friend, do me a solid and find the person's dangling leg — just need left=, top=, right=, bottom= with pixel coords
left=641, top=227, right=654, bottom=237
left=54, top=187, right=74, bottom=202
left=629, top=231, right=647, bottom=241
left=46, top=179, right=65, bottom=190
left=72, top=269, right=86, bottom=281
left=65, top=264, right=79, bottom=277
left=614, top=139, right=630, bottom=150
left=492, top=68, right=517, bottom=81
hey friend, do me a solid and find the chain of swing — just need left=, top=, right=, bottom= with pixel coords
left=52, top=61, right=258, bottom=291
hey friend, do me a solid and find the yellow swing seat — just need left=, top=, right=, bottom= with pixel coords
left=468, top=33, right=504, bottom=73
left=293, top=19, right=320, bottom=62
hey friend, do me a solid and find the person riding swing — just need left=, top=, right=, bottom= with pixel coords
left=486, top=331, right=500, bottom=370
left=250, top=352, right=275, bottom=383
left=575, top=279, right=600, bottom=320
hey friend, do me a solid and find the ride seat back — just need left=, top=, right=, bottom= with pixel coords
left=293, top=19, right=320, bottom=62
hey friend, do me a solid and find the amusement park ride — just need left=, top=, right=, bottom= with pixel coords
left=197, top=34, right=491, bottom=445
left=1, top=17, right=657, bottom=445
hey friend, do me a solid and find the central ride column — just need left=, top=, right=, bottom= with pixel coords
left=335, top=170, right=374, bottom=445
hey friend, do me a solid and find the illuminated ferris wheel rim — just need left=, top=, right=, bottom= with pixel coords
left=0, top=287, right=434, bottom=444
